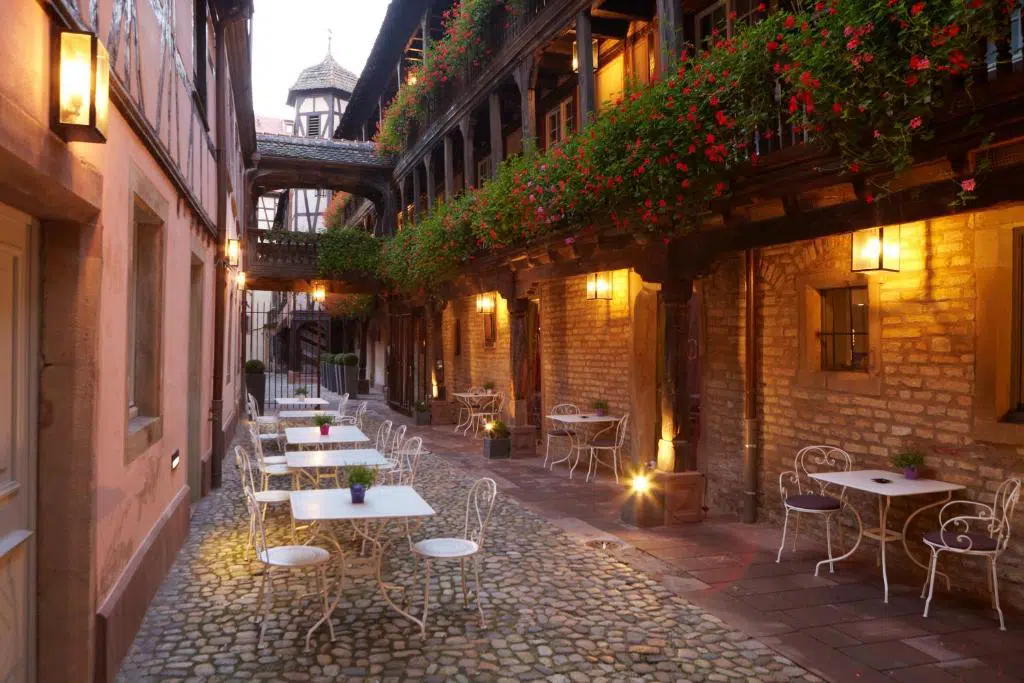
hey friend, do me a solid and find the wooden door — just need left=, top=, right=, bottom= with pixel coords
left=187, top=261, right=204, bottom=503
left=0, top=202, right=37, bottom=682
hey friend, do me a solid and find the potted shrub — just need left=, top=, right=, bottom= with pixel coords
left=338, top=352, right=360, bottom=397
left=592, top=400, right=609, bottom=417
left=313, top=413, right=333, bottom=436
left=294, top=386, right=309, bottom=398
left=892, top=449, right=925, bottom=480
left=483, top=419, right=511, bottom=459
left=347, top=465, right=376, bottom=504
left=483, top=381, right=495, bottom=394
left=244, top=359, right=265, bottom=415
left=321, top=352, right=338, bottom=392
left=414, top=400, right=431, bottom=426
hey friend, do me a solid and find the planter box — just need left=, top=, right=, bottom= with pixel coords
left=415, top=410, right=431, bottom=426
left=244, top=372, right=265, bottom=415
left=343, top=366, right=359, bottom=397
left=358, top=379, right=370, bottom=394
left=483, top=438, right=511, bottom=459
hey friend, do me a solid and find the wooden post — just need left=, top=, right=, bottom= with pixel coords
left=398, top=176, right=407, bottom=224
left=488, top=92, right=504, bottom=172
left=412, top=165, right=422, bottom=221
left=576, top=11, right=596, bottom=122
left=424, top=154, right=435, bottom=212
left=508, top=297, right=531, bottom=426
left=657, top=278, right=694, bottom=473
left=421, top=12, right=430, bottom=62
left=513, top=55, right=537, bottom=153
left=443, top=134, right=455, bottom=201
left=656, top=0, right=683, bottom=73
left=460, top=116, right=476, bottom=190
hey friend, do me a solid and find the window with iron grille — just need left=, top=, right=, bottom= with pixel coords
left=819, top=286, right=869, bottom=372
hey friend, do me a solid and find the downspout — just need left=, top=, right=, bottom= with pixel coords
left=211, top=17, right=229, bottom=489
left=742, top=248, right=760, bottom=523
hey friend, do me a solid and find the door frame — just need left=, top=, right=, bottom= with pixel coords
left=186, top=256, right=205, bottom=503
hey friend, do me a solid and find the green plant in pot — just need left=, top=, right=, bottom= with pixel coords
left=294, top=386, right=309, bottom=397
left=347, top=465, right=376, bottom=504
left=483, top=419, right=511, bottom=459
left=483, top=381, right=495, bottom=394
left=313, top=413, right=334, bottom=436
left=892, top=449, right=925, bottom=480
left=337, top=352, right=360, bottom=397
left=592, top=400, right=609, bottom=417
left=414, top=399, right=431, bottom=426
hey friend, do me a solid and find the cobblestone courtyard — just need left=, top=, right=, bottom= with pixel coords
left=117, top=416, right=818, bottom=682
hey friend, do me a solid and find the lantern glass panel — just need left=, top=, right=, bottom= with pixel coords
left=59, top=32, right=93, bottom=126
left=94, top=40, right=109, bottom=136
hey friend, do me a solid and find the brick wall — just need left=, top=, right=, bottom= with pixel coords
left=442, top=294, right=511, bottom=399
left=701, top=206, right=1024, bottom=608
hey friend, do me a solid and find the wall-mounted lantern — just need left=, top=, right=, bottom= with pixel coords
left=311, top=282, right=327, bottom=303
left=235, top=271, right=246, bottom=290
left=586, top=271, right=612, bottom=300
left=475, top=292, right=496, bottom=313
left=572, top=37, right=599, bottom=73
left=226, top=238, right=240, bottom=267
left=851, top=226, right=900, bottom=272
left=407, top=73, right=418, bottom=86
left=52, top=30, right=109, bottom=143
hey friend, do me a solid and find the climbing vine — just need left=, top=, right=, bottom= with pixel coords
left=317, top=226, right=382, bottom=277
left=378, top=0, right=1008, bottom=295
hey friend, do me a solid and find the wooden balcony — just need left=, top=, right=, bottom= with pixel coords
left=244, top=230, right=378, bottom=294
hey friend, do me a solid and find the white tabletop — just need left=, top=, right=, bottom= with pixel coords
left=285, top=426, right=369, bottom=446
left=453, top=392, right=494, bottom=399
left=290, top=485, right=435, bottom=521
left=279, top=410, right=342, bottom=419
left=548, top=413, right=619, bottom=424
left=286, top=449, right=390, bottom=469
left=810, top=469, right=965, bottom=497
left=273, top=397, right=329, bottom=406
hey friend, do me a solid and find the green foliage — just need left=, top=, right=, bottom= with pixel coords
left=414, top=400, right=429, bottom=412
left=347, top=465, right=377, bottom=488
left=317, top=226, right=382, bottom=278
left=336, top=352, right=359, bottom=367
left=294, top=387, right=309, bottom=396
left=244, top=359, right=265, bottom=374
left=313, top=414, right=335, bottom=427
left=592, top=400, right=609, bottom=411
left=892, top=449, right=925, bottom=469
left=483, top=381, right=495, bottom=391
left=320, top=352, right=335, bottom=363
left=325, top=293, right=376, bottom=319
left=484, top=419, right=510, bottom=439
left=378, top=2, right=1005, bottom=294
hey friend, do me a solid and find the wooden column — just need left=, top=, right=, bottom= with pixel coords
left=508, top=297, right=531, bottom=426
left=513, top=55, right=537, bottom=153
left=398, top=176, right=407, bottom=224
left=576, top=11, right=596, bottom=122
left=488, top=92, right=504, bottom=173
left=656, top=0, right=684, bottom=73
left=460, top=116, right=476, bottom=190
left=443, top=134, right=455, bottom=201
left=424, top=154, right=435, bottom=212
left=421, top=12, right=430, bottom=62
left=412, top=165, right=422, bottom=221
left=656, top=278, right=694, bottom=473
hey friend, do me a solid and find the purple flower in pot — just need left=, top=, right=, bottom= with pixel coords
left=347, top=465, right=376, bottom=504
left=592, top=400, right=609, bottom=418
left=891, top=449, right=925, bottom=481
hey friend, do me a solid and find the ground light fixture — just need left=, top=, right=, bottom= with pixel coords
left=226, top=238, right=240, bottom=266
left=630, top=472, right=652, bottom=494
left=586, top=271, right=612, bottom=300
left=851, top=226, right=900, bottom=272
left=52, top=29, right=109, bottom=142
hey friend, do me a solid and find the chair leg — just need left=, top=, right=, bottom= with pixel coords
left=585, top=449, right=597, bottom=483
left=792, top=514, right=800, bottom=552
left=923, top=549, right=940, bottom=618
left=473, top=555, right=486, bottom=629
left=253, top=566, right=268, bottom=624
left=460, top=557, right=469, bottom=608
left=543, top=435, right=552, bottom=468
left=568, top=447, right=580, bottom=480
left=825, top=515, right=835, bottom=574
left=612, top=448, right=620, bottom=484
left=319, top=566, right=336, bottom=642
left=776, top=508, right=791, bottom=563
left=258, top=567, right=274, bottom=649
left=991, top=557, right=1006, bottom=631
left=421, top=558, right=431, bottom=637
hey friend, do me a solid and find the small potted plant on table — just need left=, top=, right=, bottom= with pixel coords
left=483, top=381, right=495, bottom=394
left=892, top=449, right=925, bottom=480
left=294, top=386, right=309, bottom=398
left=347, top=465, right=376, bottom=504
left=483, top=419, right=511, bottom=459
left=414, top=400, right=431, bottom=426
left=313, top=413, right=333, bottom=436
left=592, top=400, right=609, bottom=417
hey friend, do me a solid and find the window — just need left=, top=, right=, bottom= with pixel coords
left=695, top=1, right=726, bottom=51
left=307, top=114, right=321, bottom=137
left=192, top=0, right=208, bottom=117
left=1010, top=228, right=1024, bottom=421
left=477, top=156, right=491, bottom=183
left=128, top=204, right=164, bottom=423
left=545, top=96, right=576, bottom=149
left=483, top=311, right=497, bottom=348
left=283, top=120, right=294, bottom=135
left=819, top=286, right=869, bottom=372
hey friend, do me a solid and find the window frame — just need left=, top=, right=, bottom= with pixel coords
left=818, top=285, right=870, bottom=373
left=544, top=96, right=576, bottom=149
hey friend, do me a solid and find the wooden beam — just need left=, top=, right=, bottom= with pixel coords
left=424, top=154, right=435, bottom=213
left=489, top=92, right=504, bottom=171
left=412, top=165, right=422, bottom=221
left=576, top=11, right=597, bottom=123
left=443, top=134, right=455, bottom=201
left=589, top=17, right=630, bottom=39
left=656, top=0, right=683, bottom=72
left=513, top=54, right=538, bottom=153
left=460, top=117, right=476, bottom=190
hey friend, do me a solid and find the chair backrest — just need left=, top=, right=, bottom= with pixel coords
left=992, top=478, right=1022, bottom=550
left=355, top=400, right=368, bottom=428
left=468, top=386, right=482, bottom=394
left=244, top=488, right=270, bottom=560
left=614, top=413, right=630, bottom=447
left=793, top=445, right=852, bottom=496
left=337, top=393, right=349, bottom=414
left=550, top=403, right=579, bottom=416
left=389, top=424, right=407, bottom=461
left=396, top=436, right=423, bottom=486
left=246, top=392, right=259, bottom=419
left=375, top=419, right=393, bottom=452
left=463, top=478, right=498, bottom=549
left=234, top=445, right=256, bottom=495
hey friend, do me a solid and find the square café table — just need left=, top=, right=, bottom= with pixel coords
left=279, top=410, right=342, bottom=420
left=285, top=426, right=369, bottom=449
left=285, top=448, right=390, bottom=470
left=809, top=469, right=964, bottom=602
left=291, top=486, right=436, bottom=642
left=273, top=397, right=329, bottom=407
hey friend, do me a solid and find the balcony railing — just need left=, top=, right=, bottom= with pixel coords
left=246, top=229, right=319, bottom=282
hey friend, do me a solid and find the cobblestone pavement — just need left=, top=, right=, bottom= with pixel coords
left=118, top=414, right=820, bottom=682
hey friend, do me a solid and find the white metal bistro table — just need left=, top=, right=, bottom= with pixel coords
left=279, top=410, right=342, bottom=420
left=285, top=426, right=369, bottom=449
left=452, top=392, right=496, bottom=435
left=809, top=469, right=964, bottom=602
left=285, top=448, right=390, bottom=470
left=273, top=397, right=329, bottom=407
left=546, top=413, right=619, bottom=476
left=291, top=486, right=436, bottom=644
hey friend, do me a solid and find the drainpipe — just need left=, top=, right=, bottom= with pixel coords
left=211, top=18, right=229, bottom=489
left=742, top=248, right=760, bottom=523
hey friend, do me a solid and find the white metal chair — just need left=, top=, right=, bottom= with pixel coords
left=412, top=478, right=498, bottom=635
left=374, top=419, right=393, bottom=453
left=339, top=400, right=368, bottom=430
left=235, top=445, right=293, bottom=544
left=248, top=423, right=294, bottom=490
left=543, top=403, right=580, bottom=470
left=244, top=488, right=336, bottom=651
left=336, top=392, right=350, bottom=417
left=470, top=393, right=504, bottom=437
left=247, top=423, right=286, bottom=466
left=381, top=424, right=407, bottom=476
left=776, top=445, right=852, bottom=572
left=390, top=436, right=423, bottom=486
left=248, top=393, right=284, bottom=451
left=922, top=478, right=1022, bottom=630
left=582, top=413, right=630, bottom=484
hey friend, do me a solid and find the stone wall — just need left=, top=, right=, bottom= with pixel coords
left=701, top=205, right=1024, bottom=608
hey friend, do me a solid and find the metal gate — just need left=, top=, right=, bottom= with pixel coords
left=245, top=295, right=331, bottom=404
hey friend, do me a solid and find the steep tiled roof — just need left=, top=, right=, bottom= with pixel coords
left=286, top=53, right=358, bottom=105
left=256, top=133, right=391, bottom=167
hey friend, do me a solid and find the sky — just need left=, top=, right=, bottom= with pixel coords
left=251, top=0, right=391, bottom=120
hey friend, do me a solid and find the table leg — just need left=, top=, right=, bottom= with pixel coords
left=879, top=495, right=891, bottom=603
left=902, top=491, right=953, bottom=591
left=815, top=501, right=864, bottom=576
